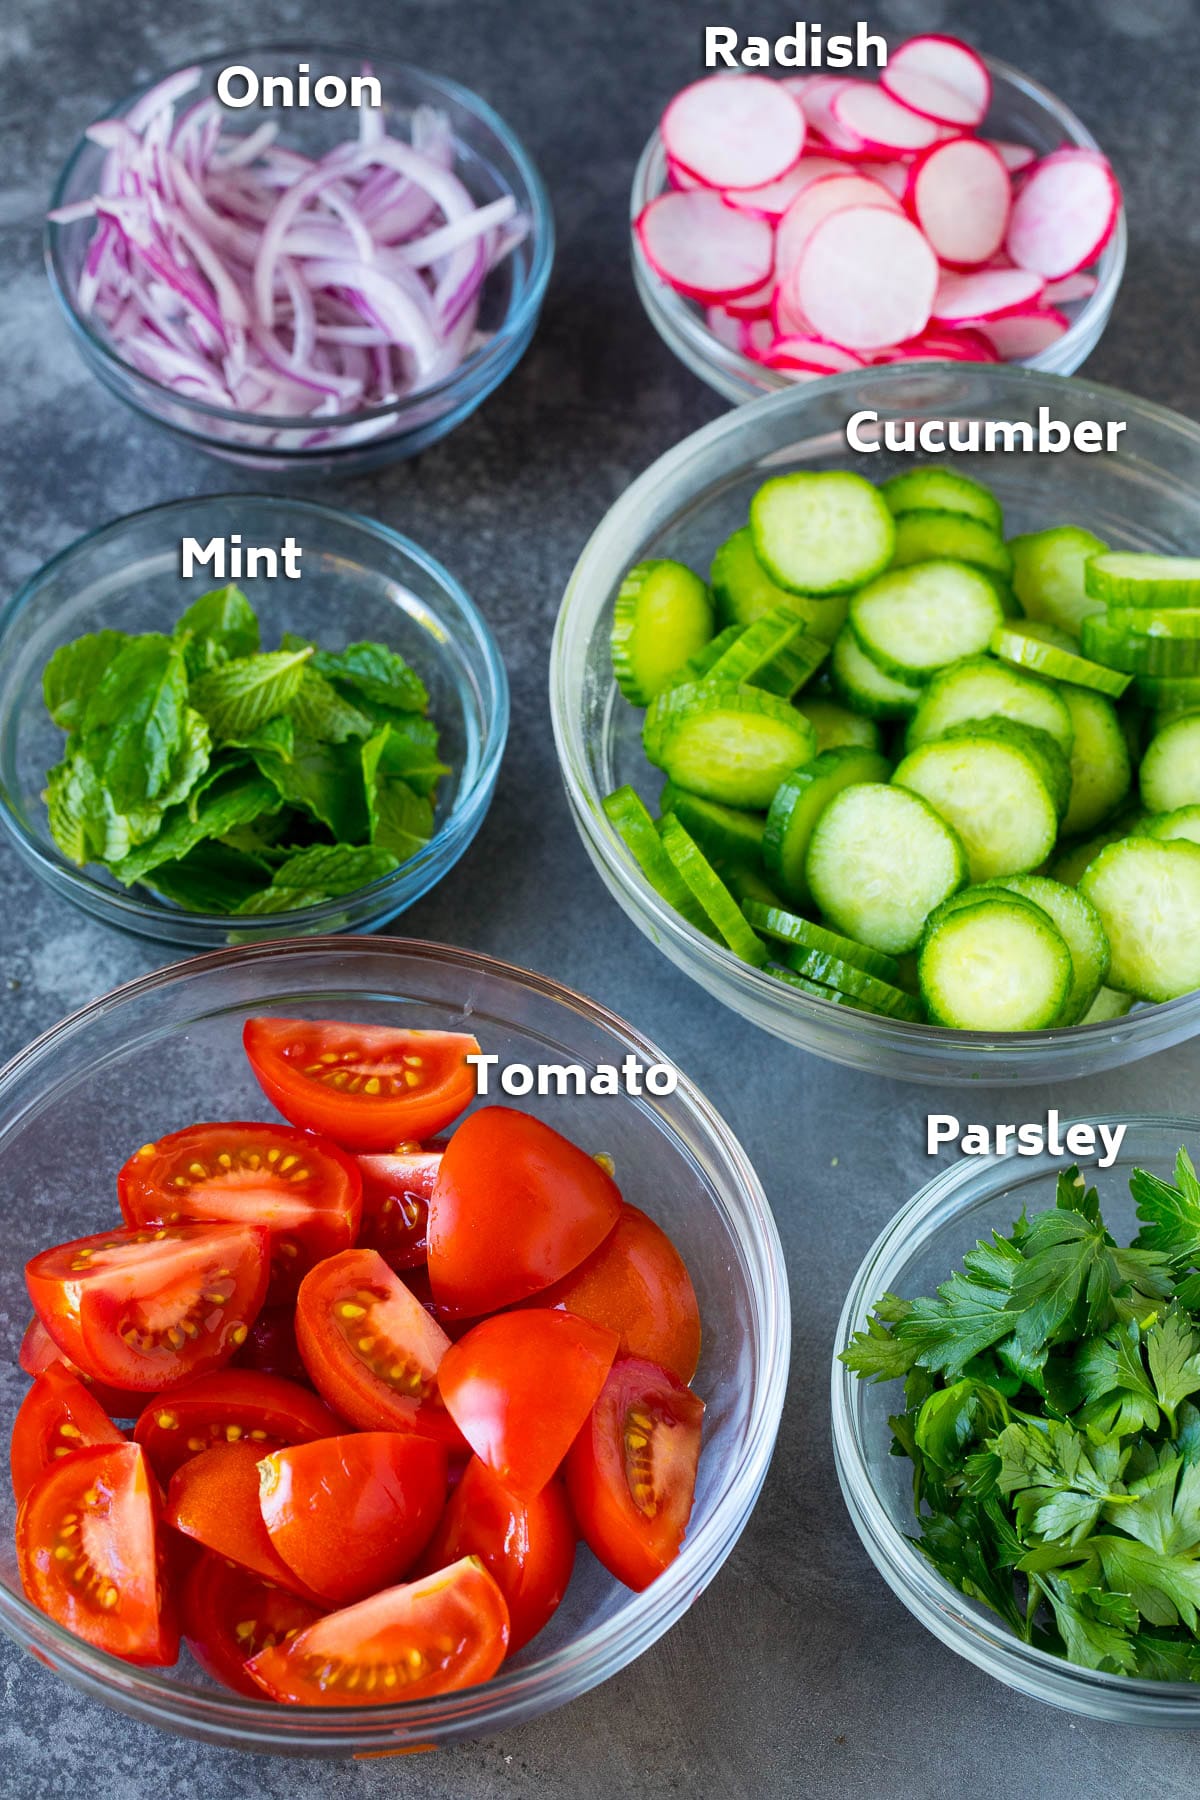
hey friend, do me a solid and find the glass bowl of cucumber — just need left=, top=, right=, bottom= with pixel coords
left=550, top=364, right=1200, bottom=1085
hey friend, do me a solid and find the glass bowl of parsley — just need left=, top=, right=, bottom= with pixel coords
left=0, top=495, right=508, bottom=946
left=832, top=1117, right=1200, bottom=1723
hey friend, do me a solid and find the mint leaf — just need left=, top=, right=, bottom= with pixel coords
left=81, top=634, right=190, bottom=810
left=113, top=769, right=281, bottom=885
left=364, top=714, right=448, bottom=799
left=143, top=843, right=272, bottom=914
left=252, top=732, right=369, bottom=842
left=191, top=647, right=312, bottom=743
left=309, top=640, right=428, bottom=713
left=43, top=630, right=129, bottom=730
left=223, top=713, right=295, bottom=763
left=45, top=752, right=154, bottom=866
left=231, top=884, right=337, bottom=916
left=176, top=586, right=259, bottom=676
left=289, top=668, right=376, bottom=744
left=362, top=726, right=435, bottom=861
left=230, top=843, right=401, bottom=914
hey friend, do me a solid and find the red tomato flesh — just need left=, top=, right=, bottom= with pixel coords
left=355, top=1146, right=442, bottom=1270
left=259, top=1432, right=446, bottom=1607
left=10, top=1365, right=126, bottom=1504
left=416, top=1456, right=575, bottom=1653
left=118, top=1121, right=361, bottom=1300
left=437, top=1310, right=619, bottom=1499
left=181, top=1548, right=325, bottom=1698
left=19, top=1316, right=142, bottom=1417
left=243, top=1018, right=480, bottom=1151
left=566, top=1357, right=704, bottom=1592
left=26, top=1222, right=270, bottom=1392
left=164, top=1441, right=318, bottom=1598
left=428, top=1107, right=622, bottom=1315
left=232, top=1304, right=309, bottom=1384
left=245, top=1556, right=509, bottom=1705
left=134, top=1369, right=341, bottom=1482
left=17, top=1442, right=178, bottom=1665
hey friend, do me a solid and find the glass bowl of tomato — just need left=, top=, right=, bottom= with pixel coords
left=0, top=936, right=789, bottom=1753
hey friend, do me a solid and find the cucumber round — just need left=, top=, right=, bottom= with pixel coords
left=1085, top=552, right=1200, bottom=609
left=1107, top=606, right=1200, bottom=639
left=1143, top=805, right=1200, bottom=848
left=1134, top=676, right=1200, bottom=718
left=793, top=695, right=882, bottom=754
left=889, top=510, right=1012, bottom=580
left=741, top=898, right=902, bottom=981
left=644, top=682, right=817, bottom=809
left=905, top=653, right=1074, bottom=754
left=1080, top=835, right=1200, bottom=1001
left=658, top=815, right=769, bottom=966
left=893, top=726, right=1060, bottom=882
left=708, top=606, right=829, bottom=697
left=1051, top=816, right=1148, bottom=888
left=1082, top=615, right=1200, bottom=679
left=710, top=526, right=796, bottom=627
left=749, top=471, right=896, bottom=597
left=918, top=891, right=1073, bottom=1032
left=601, top=786, right=714, bottom=936
left=994, top=624, right=1131, bottom=698
left=1009, top=526, right=1107, bottom=635
left=1060, top=686, right=1132, bottom=838
left=849, top=560, right=1005, bottom=684
left=806, top=783, right=967, bottom=954
left=610, top=560, right=715, bottom=705
left=880, top=466, right=1002, bottom=534
left=661, top=624, right=743, bottom=696
left=781, top=945, right=926, bottom=1021
left=1140, top=714, right=1200, bottom=814
left=986, top=873, right=1110, bottom=1024
left=1079, top=985, right=1135, bottom=1024
left=660, top=782, right=765, bottom=868
left=830, top=625, right=923, bottom=719
left=763, top=746, right=890, bottom=907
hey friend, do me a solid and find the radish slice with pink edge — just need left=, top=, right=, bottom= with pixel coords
left=763, top=334, right=864, bottom=372
left=906, top=137, right=1011, bottom=267
left=726, top=276, right=776, bottom=320
left=721, top=156, right=843, bottom=221
left=1005, top=149, right=1121, bottom=280
left=799, top=78, right=874, bottom=156
left=771, top=281, right=812, bottom=338
left=873, top=326, right=998, bottom=364
left=739, top=316, right=776, bottom=361
left=988, top=139, right=1037, bottom=176
left=637, top=191, right=774, bottom=301
left=979, top=306, right=1070, bottom=359
left=667, top=158, right=707, bottom=192
left=931, top=266, right=1046, bottom=324
left=775, top=172, right=901, bottom=278
left=832, top=82, right=953, bottom=154
left=793, top=206, right=938, bottom=350
left=662, top=75, right=805, bottom=191
left=705, top=305, right=744, bottom=350
left=858, top=160, right=910, bottom=200
left=1043, top=271, right=1098, bottom=305
left=880, top=35, right=991, bottom=129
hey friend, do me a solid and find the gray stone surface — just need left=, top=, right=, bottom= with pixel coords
left=1, top=0, right=1199, bottom=1793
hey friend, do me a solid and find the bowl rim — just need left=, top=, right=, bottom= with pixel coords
left=548, top=364, right=1200, bottom=1063
left=0, top=933, right=791, bottom=1747
left=45, top=41, right=556, bottom=430
left=628, top=52, right=1127, bottom=394
left=829, top=1113, right=1200, bottom=1719
left=0, top=493, right=510, bottom=933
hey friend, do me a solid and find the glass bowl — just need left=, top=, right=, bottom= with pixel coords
left=832, top=1115, right=1200, bottom=1725
left=0, top=935, right=789, bottom=1754
left=46, top=48, right=554, bottom=474
left=550, top=363, right=1200, bottom=1085
left=630, top=56, right=1125, bottom=405
left=0, top=494, right=508, bottom=948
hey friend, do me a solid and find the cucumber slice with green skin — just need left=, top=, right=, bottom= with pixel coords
left=984, top=873, right=1111, bottom=1024
left=1060, top=685, right=1132, bottom=838
left=706, top=605, right=829, bottom=697
left=850, top=560, right=1005, bottom=684
left=763, top=746, right=891, bottom=907
left=830, top=625, right=923, bottom=719
left=601, top=786, right=714, bottom=936
left=1085, top=552, right=1200, bottom=609
left=610, top=560, right=715, bottom=705
left=890, top=511, right=1013, bottom=580
left=793, top=695, right=882, bottom=753
left=658, top=815, right=769, bottom=966
left=1107, top=606, right=1200, bottom=639
left=710, top=526, right=797, bottom=628
left=893, top=725, right=1060, bottom=881
left=662, top=624, right=744, bottom=697
left=1133, top=675, right=1200, bottom=718
left=1143, top=804, right=1200, bottom=847
left=644, top=681, right=817, bottom=809
left=741, top=898, right=902, bottom=981
left=767, top=964, right=868, bottom=1009
left=1079, top=984, right=1135, bottom=1024
left=782, top=946, right=927, bottom=1021
left=750, top=471, right=896, bottom=598
left=1051, top=814, right=1148, bottom=887
left=1079, top=835, right=1200, bottom=1001
left=660, top=781, right=765, bottom=868
left=723, top=864, right=785, bottom=910
left=1141, top=713, right=1200, bottom=813
left=806, top=783, right=967, bottom=954
left=757, top=629, right=830, bottom=698
left=1019, top=618, right=1081, bottom=652
left=1081, top=615, right=1200, bottom=679
left=1010, top=526, right=1108, bottom=634
left=905, top=653, right=1074, bottom=754
left=994, top=624, right=1132, bottom=698
left=918, top=892, right=1073, bottom=1031
left=880, top=466, right=1002, bottom=534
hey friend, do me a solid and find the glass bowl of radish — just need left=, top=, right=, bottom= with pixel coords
left=45, top=49, right=554, bottom=473
left=550, top=362, right=1200, bottom=1086
left=0, top=936, right=789, bottom=1752
left=630, top=39, right=1125, bottom=405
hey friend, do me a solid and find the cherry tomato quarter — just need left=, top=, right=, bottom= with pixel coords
left=11, top=1364, right=126, bottom=1504
left=18, top=1316, right=142, bottom=1417
left=164, top=1441, right=318, bottom=1598
left=134, top=1369, right=342, bottom=1482
left=355, top=1146, right=442, bottom=1270
left=180, top=1549, right=325, bottom=1698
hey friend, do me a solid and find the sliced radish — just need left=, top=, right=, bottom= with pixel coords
left=771, top=282, right=811, bottom=339
left=876, top=326, right=998, bottom=364
left=763, top=334, right=863, bottom=372
left=637, top=190, right=774, bottom=301
left=775, top=172, right=901, bottom=279
left=979, top=306, right=1070, bottom=359
left=725, top=276, right=776, bottom=320
left=988, top=139, right=1037, bottom=176
left=663, top=75, right=805, bottom=191
left=1005, top=149, right=1121, bottom=280
left=799, top=78, right=875, bottom=157
left=705, top=305, right=744, bottom=350
left=1043, top=271, right=1098, bottom=305
left=667, top=158, right=708, bottom=192
left=739, top=315, right=776, bottom=361
left=881, top=35, right=991, bottom=129
left=832, top=82, right=952, bottom=154
left=794, top=207, right=938, bottom=350
left=931, top=266, right=1046, bottom=324
left=907, top=137, right=1010, bottom=267
left=721, top=156, right=843, bottom=221
left=857, top=160, right=911, bottom=200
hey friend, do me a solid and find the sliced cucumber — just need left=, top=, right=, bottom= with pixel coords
left=723, top=864, right=785, bottom=911
left=994, top=624, right=1131, bottom=698
left=1082, top=615, right=1200, bottom=679
left=742, top=898, right=902, bottom=981
left=1107, top=606, right=1200, bottom=639
left=1141, top=713, right=1200, bottom=813
left=658, top=815, right=769, bottom=966
left=986, top=873, right=1110, bottom=1024
left=767, top=965, right=869, bottom=1009
left=750, top=471, right=895, bottom=597
left=1085, top=552, right=1200, bottom=608
left=763, top=746, right=890, bottom=907
left=880, top=466, right=1002, bottom=534
left=1079, top=835, right=1200, bottom=1001
left=830, top=625, right=923, bottom=719
left=1018, top=618, right=1081, bottom=652
left=706, top=605, right=829, bottom=697
left=1059, top=685, right=1132, bottom=838
left=893, top=725, right=1060, bottom=881
left=644, top=682, right=817, bottom=808
left=1133, top=676, right=1200, bottom=718
left=806, top=783, right=967, bottom=954
left=601, top=786, right=714, bottom=936
left=1009, top=526, right=1107, bottom=634
left=904, top=653, right=1074, bottom=753
left=1079, top=984, right=1135, bottom=1024
left=918, top=891, right=1073, bottom=1032
left=660, top=782, right=765, bottom=868
left=1051, top=816, right=1147, bottom=888
left=890, top=510, right=1013, bottom=580
left=610, top=560, right=715, bottom=704
left=782, top=945, right=926, bottom=1020
left=1143, top=804, right=1200, bottom=847
left=793, top=695, right=882, bottom=753
left=661, top=624, right=744, bottom=696
left=710, top=526, right=796, bottom=627
left=849, top=561, right=1005, bottom=684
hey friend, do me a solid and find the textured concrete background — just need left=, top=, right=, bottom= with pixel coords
left=2, top=0, right=1200, bottom=1793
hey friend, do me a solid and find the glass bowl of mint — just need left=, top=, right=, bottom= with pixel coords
left=0, top=495, right=508, bottom=946
left=833, top=1117, right=1200, bottom=1724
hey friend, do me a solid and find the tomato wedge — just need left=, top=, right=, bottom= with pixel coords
left=521, top=1203, right=702, bottom=1383
left=232, top=1303, right=309, bottom=1384
left=26, top=1221, right=270, bottom=1392
left=19, top=1317, right=142, bottom=1417
left=164, top=1442, right=318, bottom=1598
left=437, top=1310, right=618, bottom=1499
left=428, top=1107, right=622, bottom=1315
left=259, top=1432, right=446, bottom=1606
left=243, top=1018, right=480, bottom=1151
left=10, top=1365, right=126, bottom=1504
left=295, top=1248, right=464, bottom=1449
left=17, top=1442, right=178, bottom=1665
left=133, top=1369, right=342, bottom=1482
left=181, top=1548, right=325, bottom=1698
left=565, top=1357, right=704, bottom=1592
left=355, top=1146, right=443, bottom=1270
left=415, top=1457, right=575, bottom=1653
left=245, top=1556, right=509, bottom=1705
left=118, top=1121, right=362, bottom=1299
